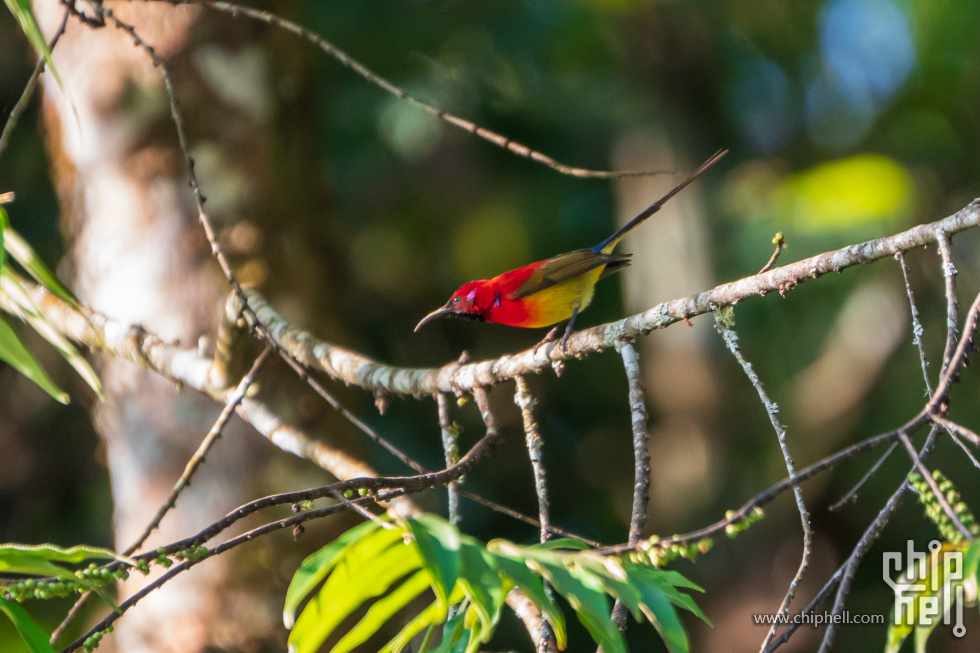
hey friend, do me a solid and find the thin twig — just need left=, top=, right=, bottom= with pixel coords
left=129, top=347, right=273, bottom=553
left=514, top=376, right=555, bottom=652
left=828, top=441, right=897, bottom=512
left=896, top=252, right=933, bottom=393
left=147, top=0, right=675, bottom=180
left=757, top=232, right=786, bottom=274
left=459, top=490, right=600, bottom=546
left=715, top=317, right=812, bottom=651
left=818, top=426, right=941, bottom=653
left=931, top=415, right=980, bottom=447
left=936, top=230, right=959, bottom=378
left=514, top=377, right=551, bottom=544
left=436, top=393, right=461, bottom=526
left=605, top=342, right=652, bottom=636
left=832, top=252, right=934, bottom=511
left=898, top=431, right=974, bottom=540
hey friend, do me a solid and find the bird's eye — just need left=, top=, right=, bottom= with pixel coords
left=451, top=297, right=461, bottom=306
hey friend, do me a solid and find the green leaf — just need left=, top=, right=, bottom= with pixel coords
left=635, top=582, right=690, bottom=653
left=0, top=543, right=135, bottom=567
left=381, top=584, right=467, bottom=653
left=0, top=315, right=68, bottom=404
left=534, top=559, right=624, bottom=653
left=3, top=0, right=65, bottom=93
left=283, top=519, right=380, bottom=628
left=0, top=547, right=119, bottom=612
left=885, top=543, right=961, bottom=653
left=529, top=538, right=592, bottom=552
left=487, top=553, right=566, bottom=649
left=0, top=596, right=55, bottom=653
left=2, top=224, right=79, bottom=309
left=407, top=515, right=461, bottom=611
left=0, top=206, right=7, bottom=273
left=1, top=268, right=103, bottom=399
left=625, top=564, right=710, bottom=624
left=430, top=610, right=468, bottom=653
left=456, top=544, right=507, bottom=643
left=289, top=526, right=416, bottom=653
left=331, top=570, right=431, bottom=653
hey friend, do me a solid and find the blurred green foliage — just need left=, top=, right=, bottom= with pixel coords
left=2, top=0, right=980, bottom=651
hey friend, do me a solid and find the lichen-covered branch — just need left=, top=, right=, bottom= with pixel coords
left=233, top=200, right=980, bottom=397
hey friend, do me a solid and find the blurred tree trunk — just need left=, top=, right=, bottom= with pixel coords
left=33, top=2, right=341, bottom=651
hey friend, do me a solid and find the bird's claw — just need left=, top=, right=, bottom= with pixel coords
left=532, top=326, right=561, bottom=357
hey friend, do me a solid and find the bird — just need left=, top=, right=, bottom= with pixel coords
left=414, top=149, right=727, bottom=352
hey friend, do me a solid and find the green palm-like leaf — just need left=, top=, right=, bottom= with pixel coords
left=2, top=216, right=79, bottom=309
left=283, top=519, right=380, bottom=628
left=0, top=596, right=55, bottom=653
left=1, top=268, right=103, bottom=399
left=0, top=314, right=68, bottom=404
left=286, top=515, right=707, bottom=653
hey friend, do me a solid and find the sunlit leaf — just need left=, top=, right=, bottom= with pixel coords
left=0, top=543, right=135, bottom=567
left=0, top=314, right=68, bottom=404
left=0, top=545, right=121, bottom=611
left=289, top=525, right=410, bottom=653
left=0, top=596, right=55, bottom=653
left=381, top=584, right=467, bottom=653
left=283, top=519, right=380, bottom=628
left=331, top=570, right=430, bottom=653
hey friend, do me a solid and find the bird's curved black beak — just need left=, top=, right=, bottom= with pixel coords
left=414, top=306, right=452, bottom=332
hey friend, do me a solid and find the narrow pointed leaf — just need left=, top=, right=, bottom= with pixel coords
left=407, top=514, right=461, bottom=610
left=535, top=560, right=624, bottom=653
left=289, top=526, right=413, bottom=653
left=381, top=584, right=466, bottom=653
left=0, top=596, right=55, bottom=653
left=2, top=226, right=78, bottom=309
left=0, top=315, right=68, bottom=403
left=1, top=268, right=103, bottom=399
left=0, top=543, right=135, bottom=567
left=283, top=520, right=380, bottom=628
left=330, top=570, right=431, bottom=653
left=635, top=583, right=690, bottom=653
left=3, top=0, right=65, bottom=93
left=529, top=538, right=592, bottom=552
left=489, top=555, right=566, bottom=649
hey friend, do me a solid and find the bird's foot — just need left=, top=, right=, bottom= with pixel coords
left=532, top=326, right=561, bottom=357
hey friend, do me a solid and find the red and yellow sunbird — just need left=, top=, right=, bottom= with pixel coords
left=415, top=149, right=726, bottom=349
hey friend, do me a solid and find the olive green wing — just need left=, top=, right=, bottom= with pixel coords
left=509, top=250, right=631, bottom=299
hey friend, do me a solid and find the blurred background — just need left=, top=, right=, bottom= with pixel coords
left=2, top=0, right=980, bottom=651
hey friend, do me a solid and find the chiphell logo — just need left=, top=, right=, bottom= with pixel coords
left=883, top=539, right=966, bottom=637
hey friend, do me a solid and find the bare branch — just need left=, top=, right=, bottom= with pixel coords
left=515, top=377, right=551, bottom=544
left=936, top=230, right=959, bottom=378
left=235, top=201, right=980, bottom=396
left=715, top=317, right=812, bottom=650
left=436, top=393, right=461, bottom=526
left=145, top=0, right=676, bottom=180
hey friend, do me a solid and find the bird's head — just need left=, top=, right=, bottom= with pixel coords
left=415, top=280, right=489, bottom=332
